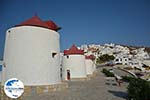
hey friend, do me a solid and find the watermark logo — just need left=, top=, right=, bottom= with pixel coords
left=4, top=78, right=24, bottom=99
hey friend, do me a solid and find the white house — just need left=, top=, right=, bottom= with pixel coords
left=3, top=15, right=61, bottom=86
left=128, top=59, right=144, bottom=70
left=142, top=60, right=150, bottom=66
left=100, top=47, right=113, bottom=55
left=85, top=55, right=95, bottom=76
left=114, top=55, right=129, bottom=65
left=135, top=48, right=150, bottom=60
left=62, top=45, right=87, bottom=80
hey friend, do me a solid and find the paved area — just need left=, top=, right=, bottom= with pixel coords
left=113, top=68, right=135, bottom=77
left=101, top=66, right=136, bottom=77
left=24, top=70, right=128, bottom=100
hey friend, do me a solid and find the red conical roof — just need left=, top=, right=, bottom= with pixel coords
left=15, top=16, right=60, bottom=31
left=64, top=45, right=84, bottom=55
left=44, top=20, right=60, bottom=31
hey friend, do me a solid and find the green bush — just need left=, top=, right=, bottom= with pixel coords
left=102, top=68, right=114, bottom=77
left=122, top=76, right=134, bottom=82
left=96, top=54, right=115, bottom=64
left=127, top=78, right=150, bottom=100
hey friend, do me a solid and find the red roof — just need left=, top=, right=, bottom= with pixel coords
left=15, top=16, right=60, bottom=31
left=85, top=55, right=95, bottom=60
left=64, top=45, right=84, bottom=55
left=44, top=20, right=60, bottom=31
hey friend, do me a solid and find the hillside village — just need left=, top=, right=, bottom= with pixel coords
left=80, top=43, right=150, bottom=80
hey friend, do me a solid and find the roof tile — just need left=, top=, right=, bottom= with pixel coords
left=15, top=16, right=60, bottom=31
left=64, top=45, right=84, bottom=55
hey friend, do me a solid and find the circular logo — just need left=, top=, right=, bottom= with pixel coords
left=4, top=78, right=24, bottom=99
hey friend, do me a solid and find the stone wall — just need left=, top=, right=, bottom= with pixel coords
left=0, top=82, right=68, bottom=100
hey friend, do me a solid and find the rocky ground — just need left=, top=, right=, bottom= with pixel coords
left=23, top=70, right=128, bottom=100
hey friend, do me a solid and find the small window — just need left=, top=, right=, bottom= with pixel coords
left=66, top=55, right=69, bottom=59
left=8, top=30, right=11, bottom=33
left=115, top=59, right=119, bottom=61
left=120, top=58, right=122, bottom=61
left=52, top=53, right=57, bottom=58
left=129, top=58, right=131, bottom=60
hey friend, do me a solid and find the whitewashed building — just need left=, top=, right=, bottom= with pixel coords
left=114, top=55, right=129, bottom=65
left=85, top=55, right=95, bottom=75
left=128, top=59, right=144, bottom=70
left=143, top=60, right=150, bottom=66
left=62, top=45, right=87, bottom=80
left=3, top=16, right=61, bottom=85
left=135, top=48, right=150, bottom=60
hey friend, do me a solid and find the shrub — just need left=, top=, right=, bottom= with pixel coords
left=96, top=54, right=115, bottom=64
left=127, top=78, right=150, bottom=100
left=122, top=76, right=134, bottom=82
left=124, top=67, right=134, bottom=70
left=102, top=68, right=114, bottom=77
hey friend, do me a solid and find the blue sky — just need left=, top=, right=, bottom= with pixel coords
left=0, top=0, right=150, bottom=59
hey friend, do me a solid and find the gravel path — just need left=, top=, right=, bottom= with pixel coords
left=24, top=71, right=128, bottom=100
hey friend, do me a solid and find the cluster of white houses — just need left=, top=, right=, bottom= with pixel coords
left=81, top=43, right=150, bottom=71
left=0, top=16, right=96, bottom=88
